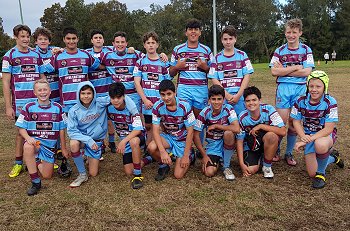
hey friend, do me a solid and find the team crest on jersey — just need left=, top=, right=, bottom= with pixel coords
left=127, top=59, right=133, bottom=65
left=81, top=59, right=86, bottom=65
left=110, top=60, right=115, bottom=65
left=31, top=113, right=38, bottom=120
left=180, top=53, right=186, bottom=58
left=61, top=60, right=67, bottom=66
left=32, top=58, right=37, bottom=64
left=282, top=56, right=287, bottom=62
left=109, top=114, right=114, bottom=120
left=142, top=65, right=148, bottom=72
left=158, top=66, right=162, bottom=73
left=236, top=62, right=241, bottom=69
left=298, top=55, right=303, bottom=62
left=198, top=53, right=204, bottom=57
left=300, top=109, right=306, bottom=116
left=217, top=64, right=224, bottom=71
left=52, top=113, right=57, bottom=121
left=15, top=58, right=21, bottom=65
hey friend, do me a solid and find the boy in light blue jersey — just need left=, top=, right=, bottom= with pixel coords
left=2, top=24, right=45, bottom=178
left=194, top=85, right=240, bottom=180
left=67, top=81, right=110, bottom=188
left=45, top=27, right=100, bottom=113
left=169, top=18, right=213, bottom=118
left=269, top=18, right=314, bottom=166
left=291, top=71, right=344, bottom=189
left=16, top=79, right=68, bottom=196
left=209, top=26, right=253, bottom=115
left=237, top=86, right=286, bottom=179
left=107, top=82, right=146, bottom=189
left=134, top=31, right=172, bottom=146
left=148, top=80, right=196, bottom=181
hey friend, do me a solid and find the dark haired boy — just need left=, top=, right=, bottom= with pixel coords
left=148, top=80, right=196, bottom=181
left=194, top=85, right=240, bottom=179
left=107, top=82, right=145, bottom=189
left=236, top=86, right=286, bottom=178
left=2, top=24, right=45, bottom=177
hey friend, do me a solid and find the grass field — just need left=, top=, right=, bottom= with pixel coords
left=0, top=61, right=349, bottom=230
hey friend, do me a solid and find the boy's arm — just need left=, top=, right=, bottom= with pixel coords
left=180, top=126, right=194, bottom=167
left=307, top=122, right=335, bottom=143
left=152, top=123, right=172, bottom=164
left=116, top=130, right=141, bottom=154
left=207, top=120, right=240, bottom=134
left=236, top=139, right=251, bottom=176
left=289, top=67, right=312, bottom=77
left=271, top=64, right=303, bottom=77
left=234, top=74, right=250, bottom=100
left=292, top=118, right=306, bottom=138
left=2, top=72, right=14, bottom=120
left=250, top=124, right=286, bottom=137
left=67, top=111, right=95, bottom=148
left=59, top=130, right=70, bottom=158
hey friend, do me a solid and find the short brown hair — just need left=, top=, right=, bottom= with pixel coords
left=33, top=27, right=53, bottom=42
left=221, top=25, right=237, bottom=39
left=142, top=31, right=159, bottom=44
left=33, top=79, right=50, bottom=90
left=285, top=18, right=303, bottom=31
left=13, top=24, right=31, bottom=37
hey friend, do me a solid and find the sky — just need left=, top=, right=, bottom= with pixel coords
left=0, top=0, right=171, bottom=35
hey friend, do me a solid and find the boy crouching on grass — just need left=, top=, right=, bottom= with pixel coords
left=107, top=82, right=146, bottom=189
left=148, top=80, right=196, bottom=181
left=236, top=86, right=286, bottom=178
left=67, top=81, right=110, bottom=188
left=193, top=85, right=240, bottom=180
left=16, top=79, right=69, bottom=196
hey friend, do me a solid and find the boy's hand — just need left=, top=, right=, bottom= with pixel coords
left=176, top=58, right=187, bottom=70
left=117, top=140, right=126, bottom=154
left=62, top=148, right=71, bottom=158
left=201, top=155, right=213, bottom=172
left=51, top=47, right=64, bottom=55
left=160, top=150, right=172, bottom=165
left=249, top=124, right=262, bottom=136
left=91, top=143, right=99, bottom=151
left=273, top=60, right=283, bottom=68
left=294, top=141, right=306, bottom=153
left=300, top=134, right=313, bottom=143
left=240, top=163, right=252, bottom=177
left=207, top=124, right=217, bottom=132
left=144, top=99, right=153, bottom=109
left=26, top=137, right=36, bottom=145
left=127, top=47, right=135, bottom=54
left=197, top=57, right=208, bottom=70
left=159, top=53, right=168, bottom=62
left=180, top=155, right=190, bottom=168
left=5, top=107, right=15, bottom=120
left=228, top=94, right=239, bottom=104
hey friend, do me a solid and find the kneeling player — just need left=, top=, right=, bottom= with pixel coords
left=194, top=85, right=240, bottom=179
left=67, top=81, right=110, bottom=187
left=237, top=86, right=286, bottom=178
left=148, top=80, right=196, bottom=181
left=16, top=79, right=69, bottom=196
left=108, top=82, right=146, bottom=189
left=291, top=71, right=344, bottom=189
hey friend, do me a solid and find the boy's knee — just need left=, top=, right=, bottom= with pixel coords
left=129, top=137, right=140, bottom=147
left=23, top=143, right=35, bottom=154
left=41, top=172, right=53, bottom=179
left=147, top=141, right=157, bottom=154
left=264, top=132, right=279, bottom=144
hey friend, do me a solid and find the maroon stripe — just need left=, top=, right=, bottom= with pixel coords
left=178, top=77, right=207, bottom=86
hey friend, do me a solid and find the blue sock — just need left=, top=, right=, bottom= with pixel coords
left=223, top=148, right=233, bottom=169
left=56, top=138, right=61, bottom=150
left=108, top=134, right=115, bottom=143
left=133, top=163, right=141, bottom=176
left=327, top=155, right=336, bottom=165
left=72, top=152, right=86, bottom=174
left=15, top=160, right=23, bottom=165
left=263, top=158, right=272, bottom=167
left=30, top=172, right=41, bottom=183
left=285, top=134, right=297, bottom=156
left=316, top=152, right=330, bottom=175
left=159, top=163, right=167, bottom=169
left=200, top=129, right=205, bottom=144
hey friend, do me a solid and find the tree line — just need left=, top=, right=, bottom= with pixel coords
left=1, top=0, right=349, bottom=62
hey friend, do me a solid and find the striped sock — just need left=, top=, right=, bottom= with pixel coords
left=15, top=156, right=23, bottom=165
left=142, top=156, right=153, bottom=166
left=108, top=134, right=115, bottom=143
left=71, top=151, right=86, bottom=174
left=30, top=172, right=41, bottom=184
left=316, top=151, right=330, bottom=175
left=133, top=163, right=141, bottom=176
left=263, top=157, right=272, bottom=167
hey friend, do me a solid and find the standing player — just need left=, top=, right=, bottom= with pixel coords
left=209, top=25, right=253, bottom=115
left=169, top=18, right=212, bottom=119
left=291, top=71, right=344, bottom=189
left=148, top=80, right=196, bottom=181
left=2, top=24, right=45, bottom=178
left=134, top=31, right=172, bottom=146
left=16, top=79, right=68, bottom=195
left=101, top=31, right=143, bottom=111
left=269, top=18, right=314, bottom=166
left=193, top=85, right=240, bottom=180
left=45, top=27, right=100, bottom=113
left=86, top=29, right=115, bottom=154
left=236, top=86, right=286, bottom=178
left=107, top=82, right=146, bottom=189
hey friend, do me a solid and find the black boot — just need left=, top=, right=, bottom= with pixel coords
left=27, top=181, right=41, bottom=196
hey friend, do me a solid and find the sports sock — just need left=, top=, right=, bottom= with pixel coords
left=200, top=129, right=205, bottom=144
left=327, top=154, right=336, bottom=165
left=133, top=163, right=141, bottom=176
left=316, top=151, right=331, bottom=175
left=285, top=132, right=297, bottom=156
left=142, top=156, right=153, bottom=166
left=108, top=134, right=115, bottom=143
left=15, top=156, right=23, bottom=165
left=30, top=172, right=41, bottom=184
left=71, top=151, right=86, bottom=174
left=158, top=163, right=167, bottom=169
left=223, top=146, right=234, bottom=169
left=263, top=157, right=272, bottom=167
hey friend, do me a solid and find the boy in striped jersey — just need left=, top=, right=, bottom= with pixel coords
left=16, top=79, right=68, bottom=195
